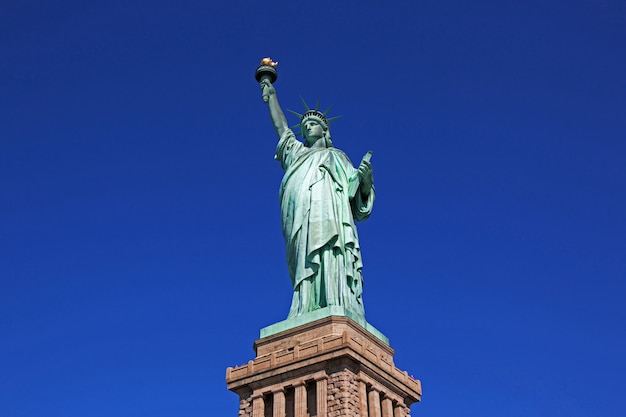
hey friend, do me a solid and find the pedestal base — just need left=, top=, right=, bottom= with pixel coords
left=226, top=315, right=421, bottom=417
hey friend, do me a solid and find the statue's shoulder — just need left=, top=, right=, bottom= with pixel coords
left=330, top=147, right=353, bottom=164
left=279, top=128, right=299, bottom=143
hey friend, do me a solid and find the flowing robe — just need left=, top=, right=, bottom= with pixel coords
left=276, top=129, right=375, bottom=319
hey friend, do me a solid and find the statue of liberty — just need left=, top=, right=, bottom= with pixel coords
left=257, top=59, right=375, bottom=321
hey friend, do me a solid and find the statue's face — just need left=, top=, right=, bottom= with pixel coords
left=303, top=119, right=324, bottom=142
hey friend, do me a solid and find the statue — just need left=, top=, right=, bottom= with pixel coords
left=257, top=59, right=375, bottom=321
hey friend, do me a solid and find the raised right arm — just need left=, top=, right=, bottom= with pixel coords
left=260, top=79, right=288, bottom=138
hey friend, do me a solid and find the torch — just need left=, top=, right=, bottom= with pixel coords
left=255, top=57, right=278, bottom=103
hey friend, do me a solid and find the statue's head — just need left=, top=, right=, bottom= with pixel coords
left=301, top=110, right=333, bottom=147
left=289, top=99, right=340, bottom=147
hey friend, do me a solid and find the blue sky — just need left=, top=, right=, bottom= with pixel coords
left=2, top=1, right=625, bottom=416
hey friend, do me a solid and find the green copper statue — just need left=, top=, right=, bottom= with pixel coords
left=257, top=59, right=375, bottom=321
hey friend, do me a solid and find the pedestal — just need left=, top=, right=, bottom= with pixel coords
left=226, top=315, right=421, bottom=417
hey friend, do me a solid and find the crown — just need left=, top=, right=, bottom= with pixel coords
left=287, top=97, right=342, bottom=136
left=301, top=110, right=329, bottom=126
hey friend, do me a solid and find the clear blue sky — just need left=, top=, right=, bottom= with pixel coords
left=2, top=1, right=625, bottom=416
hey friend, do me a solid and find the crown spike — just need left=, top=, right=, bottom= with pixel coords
left=287, top=109, right=303, bottom=118
left=315, top=98, right=321, bottom=111
left=326, top=115, right=343, bottom=123
left=322, top=105, right=334, bottom=116
left=299, top=96, right=311, bottom=112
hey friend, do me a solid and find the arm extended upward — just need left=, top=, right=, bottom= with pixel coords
left=260, top=79, right=288, bottom=138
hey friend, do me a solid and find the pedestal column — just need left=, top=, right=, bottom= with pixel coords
left=315, top=376, right=328, bottom=417
left=358, top=380, right=369, bottom=417
left=273, top=388, right=285, bottom=417
left=252, top=394, right=264, bottom=417
left=368, top=387, right=382, bottom=417
left=294, top=382, right=306, bottom=417
left=394, top=404, right=408, bottom=417
left=381, top=397, right=394, bottom=417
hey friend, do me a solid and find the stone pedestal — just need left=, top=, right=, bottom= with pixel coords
left=226, top=315, right=421, bottom=417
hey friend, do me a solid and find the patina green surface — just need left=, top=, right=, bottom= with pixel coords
left=259, top=70, right=375, bottom=323
left=259, top=306, right=389, bottom=345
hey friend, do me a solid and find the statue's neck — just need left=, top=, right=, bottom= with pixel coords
left=305, top=137, right=326, bottom=149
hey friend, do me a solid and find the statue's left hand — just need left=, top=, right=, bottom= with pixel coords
left=357, top=160, right=373, bottom=196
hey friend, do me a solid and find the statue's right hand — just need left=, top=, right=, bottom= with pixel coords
left=260, top=79, right=275, bottom=103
